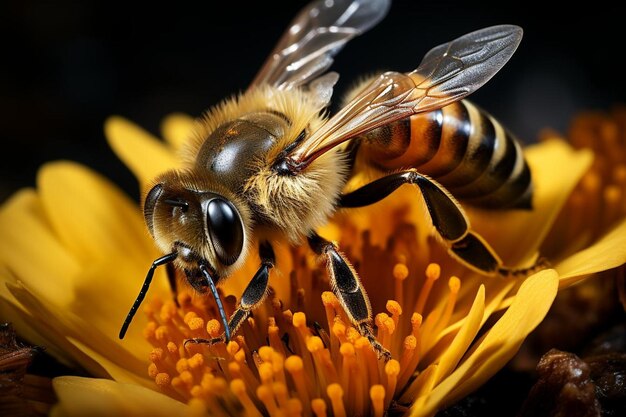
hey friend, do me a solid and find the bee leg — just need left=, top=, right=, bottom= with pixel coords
left=165, top=262, right=180, bottom=306
left=340, top=169, right=545, bottom=276
left=185, top=242, right=275, bottom=347
left=308, top=232, right=392, bottom=361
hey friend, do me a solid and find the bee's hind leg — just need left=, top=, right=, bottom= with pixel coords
left=308, top=232, right=391, bottom=361
left=185, top=242, right=275, bottom=347
left=340, top=169, right=547, bottom=276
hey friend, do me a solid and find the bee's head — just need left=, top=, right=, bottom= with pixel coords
left=143, top=170, right=249, bottom=288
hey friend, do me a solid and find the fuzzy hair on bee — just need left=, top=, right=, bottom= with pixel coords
left=182, top=85, right=350, bottom=244
left=120, top=0, right=545, bottom=361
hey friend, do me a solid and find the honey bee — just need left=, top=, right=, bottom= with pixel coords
left=119, top=0, right=540, bottom=359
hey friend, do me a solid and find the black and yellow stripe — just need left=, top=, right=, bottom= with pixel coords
left=360, top=100, right=532, bottom=209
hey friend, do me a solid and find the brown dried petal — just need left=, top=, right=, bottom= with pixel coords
left=519, top=349, right=601, bottom=417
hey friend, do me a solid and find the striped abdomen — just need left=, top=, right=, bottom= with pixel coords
left=359, top=100, right=532, bottom=209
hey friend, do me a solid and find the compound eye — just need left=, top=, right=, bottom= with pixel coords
left=206, top=199, right=244, bottom=266
left=143, top=184, right=163, bottom=235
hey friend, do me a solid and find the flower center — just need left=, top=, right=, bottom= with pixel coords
left=143, top=254, right=468, bottom=415
left=546, top=109, right=626, bottom=251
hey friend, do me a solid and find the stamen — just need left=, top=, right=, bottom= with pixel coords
left=167, top=341, right=180, bottom=359
left=386, top=300, right=403, bottom=329
left=354, top=336, right=379, bottom=387
left=332, top=320, right=348, bottom=358
left=268, top=319, right=287, bottom=357
left=273, top=381, right=289, bottom=409
left=311, top=398, right=328, bottom=417
left=393, top=263, right=409, bottom=308
left=293, top=312, right=313, bottom=341
left=258, top=362, right=274, bottom=386
left=140, top=240, right=462, bottom=416
left=384, top=359, right=400, bottom=409
left=227, top=362, right=241, bottom=380
left=436, top=277, right=461, bottom=333
left=345, top=327, right=360, bottom=344
left=415, top=263, right=440, bottom=314
left=603, top=185, right=621, bottom=229
left=375, top=313, right=390, bottom=349
left=339, top=343, right=356, bottom=407
left=207, top=378, right=233, bottom=417
left=411, top=313, right=423, bottom=339
left=179, top=370, right=194, bottom=387
left=256, top=385, right=278, bottom=416
left=286, top=398, right=304, bottom=417
left=186, top=316, right=205, bottom=333
left=143, top=321, right=158, bottom=342
left=160, top=300, right=179, bottom=323
left=307, top=336, right=339, bottom=386
left=322, top=291, right=350, bottom=325
left=206, top=319, right=221, bottom=337
left=148, top=363, right=159, bottom=378
left=285, top=355, right=310, bottom=411
left=258, top=346, right=273, bottom=362
left=226, top=341, right=239, bottom=357
left=370, top=385, right=385, bottom=417
left=327, top=383, right=346, bottom=417
left=175, top=358, right=189, bottom=375
left=398, top=335, right=419, bottom=389
left=271, top=351, right=287, bottom=387
left=582, top=172, right=602, bottom=234
left=155, top=372, right=170, bottom=387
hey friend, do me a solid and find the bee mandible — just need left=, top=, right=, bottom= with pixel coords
left=119, top=0, right=539, bottom=360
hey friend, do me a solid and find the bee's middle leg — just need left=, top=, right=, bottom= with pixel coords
left=185, top=242, right=275, bottom=346
left=340, top=169, right=545, bottom=276
left=308, top=231, right=391, bottom=361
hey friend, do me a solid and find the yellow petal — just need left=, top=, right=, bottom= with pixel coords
left=160, top=113, right=195, bottom=151
left=105, top=116, right=178, bottom=187
left=416, top=269, right=558, bottom=416
left=438, top=276, right=515, bottom=341
left=52, top=376, right=189, bottom=417
left=555, top=217, right=626, bottom=286
left=468, top=139, right=593, bottom=265
left=479, top=278, right=518, bottom=327
left=7, top=280, right=150, bottom=382
left=67, top=337, right=154, bottom=388
left=67, top=257, right=170, bottom=366
left=37, top=161, right=153, bottom=264
left=0, top=189, right=78, bottom=305
left=2, top=283, right=111, bottom=377
left=432, top=285, right=485, bottom=386
left=0, top=295, right=80, bottom=367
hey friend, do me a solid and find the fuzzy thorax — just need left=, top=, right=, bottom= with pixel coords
left=244, top=149, right=349, bottom=243
left=182, top=85, right=351, bottom=244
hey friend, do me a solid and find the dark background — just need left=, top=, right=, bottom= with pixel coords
left=1, top=0, right=624, bottom=203
left=2, top=2, right=625, bottom=415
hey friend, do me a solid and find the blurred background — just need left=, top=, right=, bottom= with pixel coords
left=1, top=0, right=624, bottom=203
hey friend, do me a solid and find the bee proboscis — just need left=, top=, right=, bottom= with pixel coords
left=119, top=0, right=542, bottom=360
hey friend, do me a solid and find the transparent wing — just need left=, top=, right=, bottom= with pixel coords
left=250, top=0, right=391, bottom=91
left=283, top=25, right=523, bottom=170
left=410, top=24, right=523, bottom=107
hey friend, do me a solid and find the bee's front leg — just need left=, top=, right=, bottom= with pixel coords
left=308, top=232, right=391, bottom=361
left=185, top=242, right=275, bottom=347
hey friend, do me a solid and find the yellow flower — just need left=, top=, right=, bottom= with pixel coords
left=1, top=110, right=625, bottom=417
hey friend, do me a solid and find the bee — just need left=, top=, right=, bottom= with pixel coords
left=119, top=0, right=540, bottom=360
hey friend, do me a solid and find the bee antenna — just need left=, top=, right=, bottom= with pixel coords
left=119, top=252, right=178, bottom=339
left=199, top=265, right=231, bottom=342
